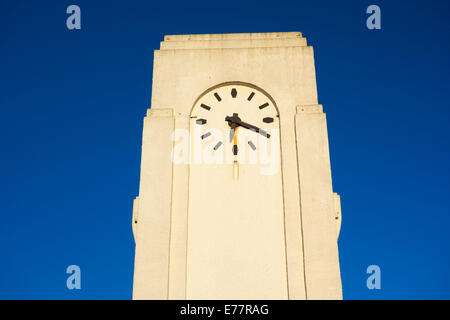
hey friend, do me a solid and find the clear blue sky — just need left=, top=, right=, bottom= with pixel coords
left=1, top=0, right=449, bottom=299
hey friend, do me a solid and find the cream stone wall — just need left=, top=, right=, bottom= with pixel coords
left=132, top=32, right=342, bottom=300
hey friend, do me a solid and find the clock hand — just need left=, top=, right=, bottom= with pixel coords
left=232, top=127, right=239, bottom=155
left=225, top=116, right=270, bottom=138
left=239, top=120, right=270, bottom=138
left=232, top=127, right=239, bottom=180
left=225, top=114, right=240, bottom=180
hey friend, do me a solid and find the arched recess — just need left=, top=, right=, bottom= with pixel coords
left=185, top=81, right=288, bottom=299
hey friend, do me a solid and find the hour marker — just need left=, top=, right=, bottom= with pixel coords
left=231, top=88, right=237, bottom=98
left=232, top=145, right=238, bottom=155
left=201, top=103, right=211, bottom=111
left=201, top=132, right=211, bottom=139
left=214, top=92, right=221, bottom=101
left=248, top=141, right=256, bottom=151
left=259, top=102, right=269, bottom=109
left=263, top=117, right=274, bottom=123
left=213, top=141, right=223, bottom=150
left=196, top=119, right=207, bottom=125
left=247, top=92, right=255, bottom=101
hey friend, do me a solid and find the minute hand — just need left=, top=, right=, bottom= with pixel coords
left=226, top=117, right=270, bottom=138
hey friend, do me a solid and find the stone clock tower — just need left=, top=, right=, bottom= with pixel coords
left=132, top=32, right=343, bottom=300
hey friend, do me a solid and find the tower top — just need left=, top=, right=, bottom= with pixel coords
left=164, top=31, right=303, bottom=42
left=159, top=31, right=308, bottom=50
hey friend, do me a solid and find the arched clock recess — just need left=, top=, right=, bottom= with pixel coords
left=186, top=82, right=288, bottom=299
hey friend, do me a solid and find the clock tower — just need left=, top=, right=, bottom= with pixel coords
left=132, top=32, right=343, bottom=300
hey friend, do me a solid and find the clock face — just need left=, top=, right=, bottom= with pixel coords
left=186, top=83, right=288, bottom=299
left=190, top=83, right=279, bottom=167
